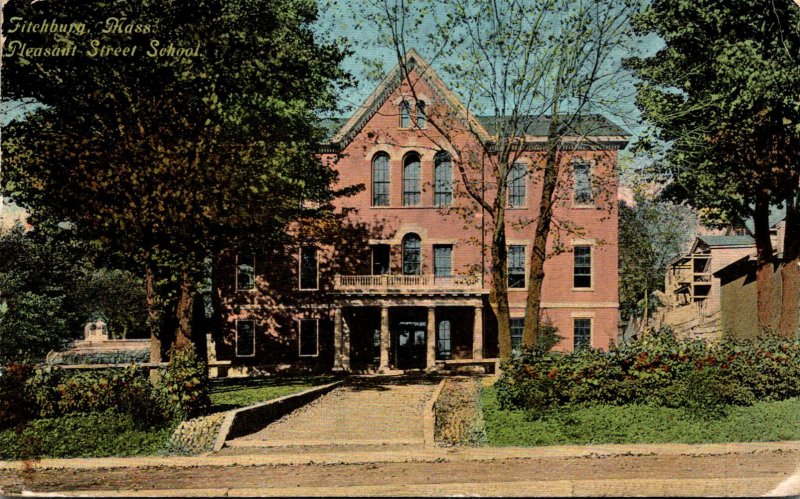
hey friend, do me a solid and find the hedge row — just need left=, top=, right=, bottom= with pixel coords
left=496, top=329, right=800, bottom=417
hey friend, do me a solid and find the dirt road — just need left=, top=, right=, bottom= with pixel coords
left=2, top=449, right=797, bottom=496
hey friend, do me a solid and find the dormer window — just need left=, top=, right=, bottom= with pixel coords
left=416, top=101, right=426, bottom=129
left=400, top=100, right=411, bottom=128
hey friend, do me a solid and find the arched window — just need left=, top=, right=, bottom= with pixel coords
left=434, top=151, right=452, bottom=207
left=400, top=100, right=411, bottom=128
left=403, top=153, right=421, bottom=206
left=372, top=152, right=390, bottom=206
left=402, top=233, right=421, bottom=275
left=416, top=101, right=427, bottom=129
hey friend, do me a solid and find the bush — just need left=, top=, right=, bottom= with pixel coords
left=24, top=365, right=168, bottom=427
left=0, top=363, right=35, bottom=430
left=158, top=344, right=210, bottom=420
left=496, top=328, right=800, bottom=415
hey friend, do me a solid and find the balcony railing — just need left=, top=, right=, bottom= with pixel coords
left=334, top=274, right=483, bottom=292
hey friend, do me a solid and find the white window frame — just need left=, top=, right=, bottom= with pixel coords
left=507, top=162, right=528, bottom=209
left=298, top=318, right=319, bottom=358
left=571, top=316, right=593, bottom=351
left=571, top=241, right=594, bottom=291
left=507, top=244, right=527, bottom=289
left=235, top=319, right=256, bottom=358
left=298, top=246, right=320, bottom=291
left=235, top=252, right=256, bottom=292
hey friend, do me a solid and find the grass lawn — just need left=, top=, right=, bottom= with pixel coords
left=0, top=411, right=175, bottom=460
left=482, top=386, right=800, bottom=446
left=209, top=374, right=336, bottom=412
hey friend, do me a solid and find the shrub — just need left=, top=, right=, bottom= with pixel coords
left=496, top=328, right=800, bottom=415
left=0, top=363, right=35, bottom=430
left=158, top=344, right=210, bottom=420
left=24, top=365, right=168, bottom=427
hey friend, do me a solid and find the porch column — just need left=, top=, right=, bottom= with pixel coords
left=379, top=306, right=390, bottom=370
left=472, top=306, right=483, bottom=359
left=333, top=306, right=344, bottom=371
left=341, top=311, right=351, bottom=371
left=426, top=307, right=436, bottom=370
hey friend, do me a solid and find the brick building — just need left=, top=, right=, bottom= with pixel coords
left=213, top=50, right=629, bottom=373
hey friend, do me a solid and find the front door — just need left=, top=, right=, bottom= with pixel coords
left=396, top=320, right=426, bottom=369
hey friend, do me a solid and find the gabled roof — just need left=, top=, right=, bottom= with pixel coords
left=696, top=235, right=755, bottom=248
left=321, top=49, right=630, bottom=150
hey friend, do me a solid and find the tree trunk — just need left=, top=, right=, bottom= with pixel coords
left=174, top=266, right=195, bottom=349
left=145, top=260, right=161, bottom=363
left=754, top=191, right=776, bottom=332
left=779, top=195, right=800, bottom=338
left=522, top=119, right=561, bottom=349
left=492, top=202, right=513, bottom=360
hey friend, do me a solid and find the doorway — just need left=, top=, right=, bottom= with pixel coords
left=395, top=319, right=426, bottom=369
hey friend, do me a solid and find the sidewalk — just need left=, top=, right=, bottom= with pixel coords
left=2, top=440, right=799, bottom=470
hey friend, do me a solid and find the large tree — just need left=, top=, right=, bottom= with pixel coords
left=627, top=0, right=800, bottom=336
left=347, top=0, right=638, bottom=357
left=2, top=0, right=352, bottom=359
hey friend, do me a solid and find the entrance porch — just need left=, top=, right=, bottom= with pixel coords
left=332, top=299, right=485, bottom=372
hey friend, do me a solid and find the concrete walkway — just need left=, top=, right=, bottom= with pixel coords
left=225, top=376, right=437, bottom=451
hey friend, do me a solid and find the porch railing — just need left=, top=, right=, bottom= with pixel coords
left=334, top=274, right=482, bottom=291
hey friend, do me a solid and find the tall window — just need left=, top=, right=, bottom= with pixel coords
left=573, top=245, right=592, bottom=288
left=508, top=245, right=526, bottom=288
left=573, top=318, right=591, bottom=351
left=299, top=246, right=318, bottom=290
left=372, top=245, right=390, bottom=275
left=236, top=320, right=255, bottom=357
left=416, top=101, right=427, bottom=128
left=372, top=152, right=390, bottom=206
left=403, top=153, right=421, bottom=206
left=434, top=152, right=453, bottom=207
left=433, top=245, right=452, bottom=277
left=437, top=320, right=452, bottom=359
left=574, top=161, right=593, bottom=205
left=400, top=100, right=411, bottom=128
left=402, top=233, right=421, bottom=275
left=299, top=319, right=319, bottom=357
left=236, top=252, right=255, bottom=291
left=508, top=162, right=527, bottom=207
left=510, top=318, right=524, bottom=351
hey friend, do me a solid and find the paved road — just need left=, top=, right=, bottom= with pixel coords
left=226, top=376, right=437, bottom=451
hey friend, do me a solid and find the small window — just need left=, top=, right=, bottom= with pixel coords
left=400, top=100, right=411, bottom=128
left=372, top=245, right=390, bottom=275
left=574, top=161, right=593, bottom=205
left=510, top=318, right=524, bottom=351
left=434, top=245, right=452, bottom=277
left=236, top=320, right=255, bottom=357
left=508, top=245, right=525, bottom=288
left=573, top=318, right=591, bottom=351
left=508, top=163, right=527, bottom=207
left=416, top=101, right=427, bottom=128
left=372, top=153, right=390, bottom=206
left=573, top=245, right=592, bottom=288
left=437, top=319, right=451, bottom=359
left=299, top=246, right=318, bottom=290
left=434, top=152, right=453, bottom=207
left=299, top=319, right=319, bottom=357
left=236, top=252, right=255, bottom=291
left=402, top=233, right=421, bottom=276
left=403, top=153, right=421, bottom=206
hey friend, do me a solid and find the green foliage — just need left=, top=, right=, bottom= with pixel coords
left=159, top=344, right=210, bottom=420
left=0, top=411, right=174, bottom=460
left=25, top=365, right=169, bottom=427
left=496, top=329, right=800, bottom=415
left=47, top=348, right=151, bottom=366
left=482, top=387, right=800, bottom=446
left=0, top=364, right=36, bottom=430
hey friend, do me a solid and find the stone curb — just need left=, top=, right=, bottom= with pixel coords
left=212, top=380, right=344, bottom=451
left=2, top=440, right=799, bottom=471
left=423, top=378, right=446, bottom=448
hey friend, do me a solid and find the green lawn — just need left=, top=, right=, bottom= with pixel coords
left=209, top=375, right=335, bottom=412
left=0, top=411, right=175, bottom=460
left=481, top=386, right=800, bottom=446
